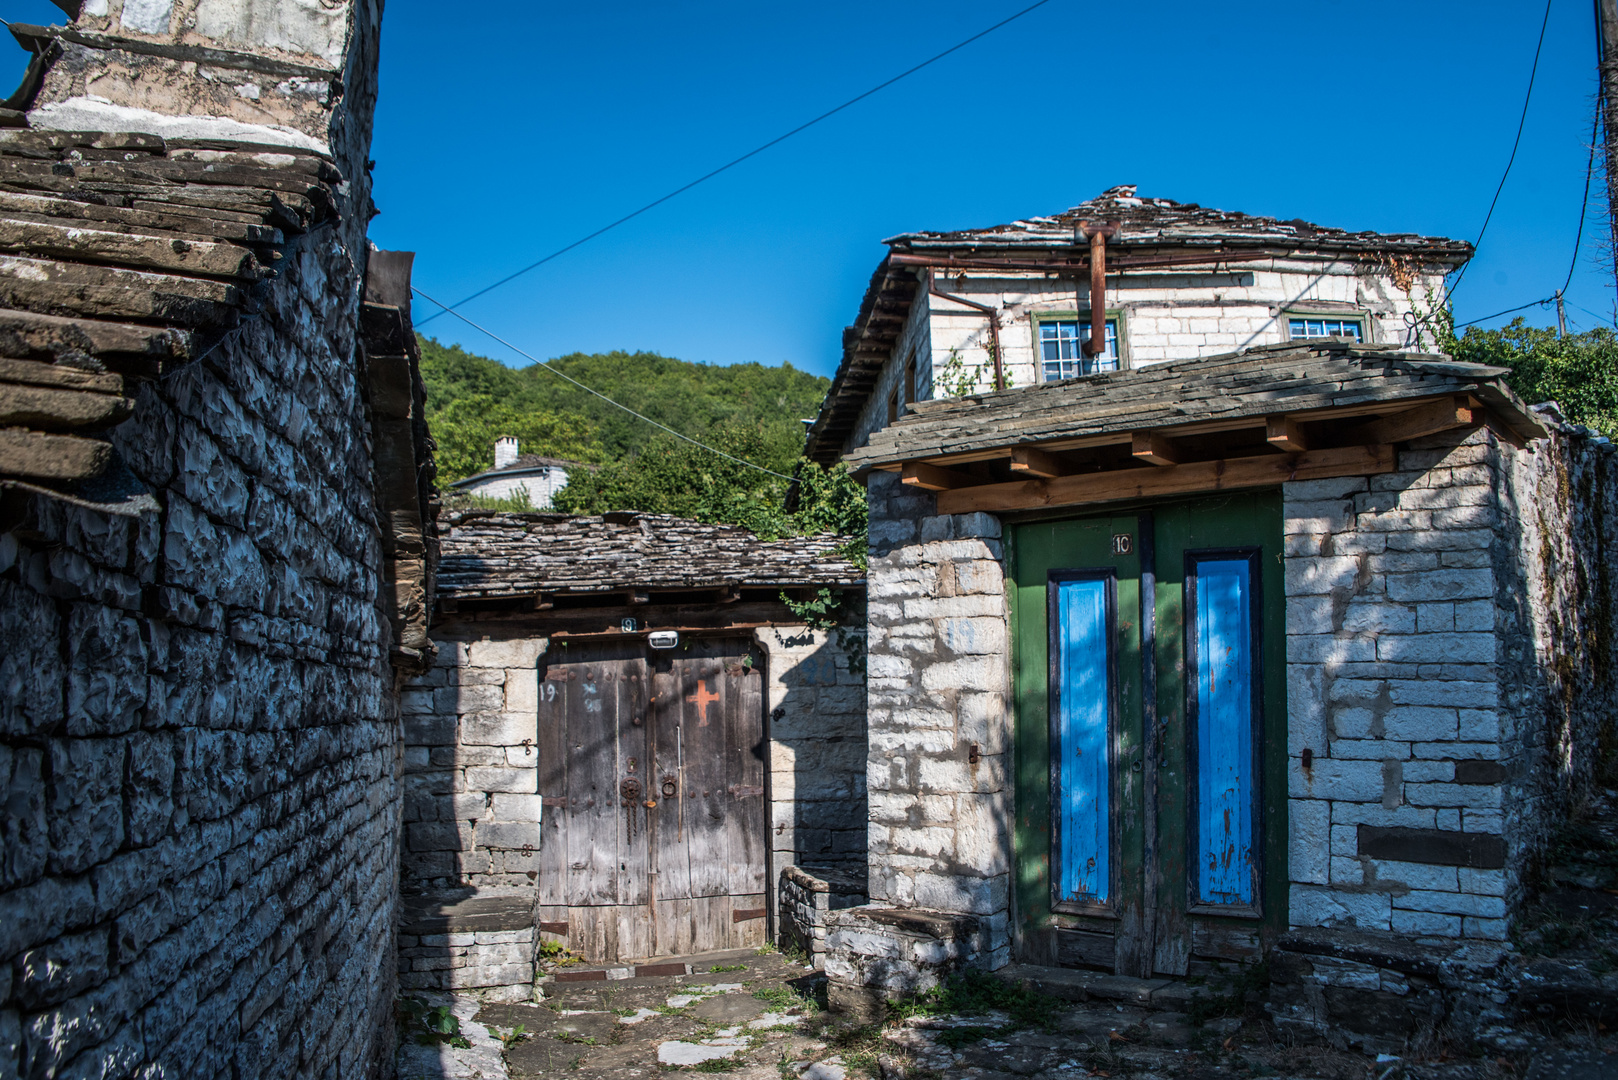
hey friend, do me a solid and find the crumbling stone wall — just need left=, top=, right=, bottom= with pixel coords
left=1284, top=421, right=1618, bottom=942
left=0, top=3, right=400, bottom=1077
left=862, top=471, right=1014, bottom=969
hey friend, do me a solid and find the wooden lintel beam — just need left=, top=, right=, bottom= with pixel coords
left=1130, top=430, right=1182, bottom=466
left=626, top=589, right=650, bottom=605
left=901, top=461, right=978, bottom=491
left=936, top=444, right=1395, bottom=516
left=1009, top=446, right=1072, bottom=479
left=1349, top=395, right=1480, bottom=445
left=1265, top=414, right=1310, bottom=453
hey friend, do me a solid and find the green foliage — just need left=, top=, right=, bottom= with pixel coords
left=1438, top=316, right=1618, bottom=436
left=709, top=964, right=747, bottom=973
left=396, top=998, right=471, bottom=1049
left=418, top=336, right=829, bottom=482
left=887, top=969, right=1061, bottom=1046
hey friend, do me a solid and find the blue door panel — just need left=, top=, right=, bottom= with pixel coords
left=1191, top=556, right=1257, bottom=907
left=1055, top=576, right=1111, bottom=904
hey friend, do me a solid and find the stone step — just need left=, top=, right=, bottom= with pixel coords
left=998, top=963, right=1228, bottom=1011
left=539, top=946, right=770, bottom=985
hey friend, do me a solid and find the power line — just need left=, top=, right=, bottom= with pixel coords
left=1570, top=298, right=1617, bottom=325
left=1448, top=0, right=1554, bottom=298
left=411, top=285, right=797, bottom=482
left=1563, top=104, right=1601, bottom=293
left=418, top=0, right=1056, bottom=325
left=1454, top=297, right=1555, bottom=330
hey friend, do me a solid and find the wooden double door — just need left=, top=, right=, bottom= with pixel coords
left=1010, top=491, right=1286, bottom=976
left=535, top=638, right=768, bottom=961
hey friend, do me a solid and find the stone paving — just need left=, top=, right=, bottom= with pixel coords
left=395, top=948, right=1618, bottom=1080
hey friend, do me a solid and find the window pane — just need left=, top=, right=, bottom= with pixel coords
left=1290, top=317, right=1361, bottom=341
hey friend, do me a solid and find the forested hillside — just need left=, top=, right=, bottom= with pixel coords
left=418, top=337, right=830, bottom=482
left=418, top=337, right=865, bottom=551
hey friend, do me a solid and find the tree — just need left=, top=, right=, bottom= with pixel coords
left=1444, top=318, right=1618, bottom=436
left=429, top=395, right=598, bottom=482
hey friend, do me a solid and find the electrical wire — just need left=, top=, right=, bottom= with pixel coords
left=1570, top=299, right=1617, bottom=325
left=417, top=0, right=1056, bottom=325
left=1448, top=0, right=1554, bottom=298
left=411, top=285, right=797, bottom=482
left=1563, top=105, right=1601, bottom=294
left=1453, top=297, right=1555, bottom=330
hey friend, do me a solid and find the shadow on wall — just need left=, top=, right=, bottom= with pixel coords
left=771, top=625, right=869, bottom=885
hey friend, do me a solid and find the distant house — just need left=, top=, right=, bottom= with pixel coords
left=450, top=436, right=588, bottom=509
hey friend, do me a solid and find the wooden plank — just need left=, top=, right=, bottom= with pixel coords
left=651, top=665, right=693, bottom=903
left=566, top=651, right=623, bottom=906
left=727, top=648, right=768, bottom=899
left=683, top=646, right=731, bottom=901
left=901, top=460, right=977, bottom=491
left=1130, top=431, right=1182, bottom=466
left=1190, top=922, right=1263, bottom=963
left=733, top=894, right=768, bottom=949
left=616, top=904, right=652, bottom=961
left=1264, top=414, right=1310, bottom=452
left=1346, top=395, right=1477, bottom=445
left=1009, top=446, right=1074, bottom=478
left=936, top=445, right=1394, bottom=516
left=691, top=894, right=732, bottom=953
left=616, top=661, right=651, bottom=909
left=655, top=897, right=695, bottom=958
left=536, top=654, right=570, bottom=909
left=1055, top=928, right=1116, bottom=970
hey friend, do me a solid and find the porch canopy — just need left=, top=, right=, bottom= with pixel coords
left=844, top=340, right=1546, bottom=516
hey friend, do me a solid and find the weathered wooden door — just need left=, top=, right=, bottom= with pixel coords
left=1010, top=492, right=1285, bottom=976
left=535, top=638, right=768, bottom=961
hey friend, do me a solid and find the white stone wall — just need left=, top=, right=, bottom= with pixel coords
left=760, top=625, right=869, bottom=881
left=862, top=473, right=1014, bottom=969
left=458, top=468, right=571, bottom=510
left=841, top=261, right=1447, bottom=457
left=401, top=638, right=544, bottom=892
left=1284, top=427, right=1522, bottom=941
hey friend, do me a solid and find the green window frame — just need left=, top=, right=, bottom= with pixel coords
left=1284, top=312, right=1366, bottom=343
left=1032, top=311, right=1126, bottom=382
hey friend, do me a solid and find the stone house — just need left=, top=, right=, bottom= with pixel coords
left=0, top=3, right=434, bottom=1078
left=398, top=510, right=867, bottom=994
left=802, top=191, right=1618, bottom=1035
left=449, top=436, right=588, bottom=510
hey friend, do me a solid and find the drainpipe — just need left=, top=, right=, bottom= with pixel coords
left=1080, top=222, right=1118, bottom=357
left=928, top=285, right=1005, bottom=391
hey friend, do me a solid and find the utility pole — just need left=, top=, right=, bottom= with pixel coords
left=1599, top=0, right=1618, bottom=295
left=1556, top=290, right=1569, bottom=336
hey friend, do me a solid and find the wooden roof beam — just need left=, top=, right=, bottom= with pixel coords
left=936, top=444, right=1395, bottom=516
left=1265, top=414, right=1310, bottom=452
left=1345, top=395, right=1479, bottom=445
left=1131, top=431, right=1183, bottom=466
left=1009, top=446, right=1077, bottom=479
left=901, top=461, right=977, bottom=491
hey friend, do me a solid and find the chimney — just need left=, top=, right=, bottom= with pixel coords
left=493, top=437, right=519, bottom=471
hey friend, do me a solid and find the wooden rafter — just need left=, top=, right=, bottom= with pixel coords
left=1009, top=446, right=1075, bottom=478
left=1131, top=431, right=1182, bottom=466
left=1265, top=414, right=1310, bottom=452
left=901, top=461, right=976, bottom=491
left=1344, top=395, right=1479, bottom=445
left=934, top=445, right=1394, bottom=516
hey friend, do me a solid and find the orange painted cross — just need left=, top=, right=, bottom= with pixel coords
left=686, top=679, right=720, bottom=726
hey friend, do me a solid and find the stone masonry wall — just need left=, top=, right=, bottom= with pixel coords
left=400, top=637, right=545, bottom=894
left=863, top=471, right=1014, bottom=969
left=401, top=622, right=868, bottom=900
left=1284, top=422, right=1618, bottom=942
left=0, top=6, right=398, bottom=1077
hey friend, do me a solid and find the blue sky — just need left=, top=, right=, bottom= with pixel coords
left=4, top=1, right=1610, bottom=378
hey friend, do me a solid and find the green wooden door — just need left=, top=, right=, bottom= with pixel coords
left=1010, top=492, right=1285, bottom=976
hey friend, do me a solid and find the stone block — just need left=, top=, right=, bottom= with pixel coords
left=447, top=684, right=504, bottom=714
left=47, top=737, right=125, bottom=874
left=1374, top=634, right=1493, bottom=665
left=504, top=668, right=538, bottom=712
left=460, top=712, right=537, bottom=748
left=1289, top=885, right=1391, bottom=931
left=1385, top=570, right=1492, bottom=604
left=490, top=794, right=543, bottom=822
left=464, top=767, right=538, bottom=794
left=466, top=638, right=545, bottom=669
left=1289, top=799, right=1330, bottom=885
left=477, top=822, right=542, bottom=850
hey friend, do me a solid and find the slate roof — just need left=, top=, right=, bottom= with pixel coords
left=804, top=186, right=1472, bottom=467
left=845, top=340, right=1544, bottom=471
left=0, top=127, right=340, bottom=510
left=436, top=510, right=865, bottom=601
left=889, top=185, right=1472, bottom=260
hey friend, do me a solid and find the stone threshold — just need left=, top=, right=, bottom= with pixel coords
left=999, top=963, right=1229, bottom=1011
left=539, top=946, right=766, bottom=985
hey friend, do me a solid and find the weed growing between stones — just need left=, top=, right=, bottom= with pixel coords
left=396, top=997, right=472, bottom=1049
left=753, top=984, right=822, bottom=1012
left=887, top=969, right=1063, bottom=1045
left=692, top=1058, right=738, bottom=1072
left=710, top=964, right=747, bottom=972
left=493, top=1024, right=531, bottom=1048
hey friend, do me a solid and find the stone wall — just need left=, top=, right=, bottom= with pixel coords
left=401, top=620, right=869, bottom=907
left=1283, top=420, right=1618, bottom=942
left=778, top=865, right=868, bottom=970
left=400, top=637, right=545, bottom=894
left=843, top=265, right=1444, bottom=454
left=0, top=3, right=400, bottom=1076
left=863, top=471, right=1014, bottom=969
